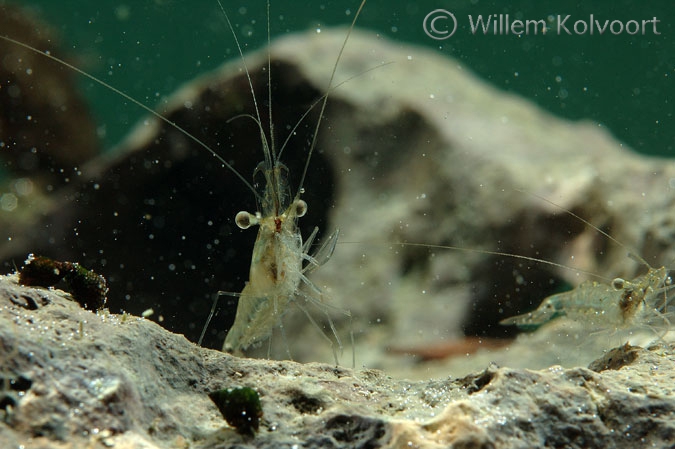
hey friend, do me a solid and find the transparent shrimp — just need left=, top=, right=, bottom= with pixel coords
left=205, top=0, right=366, bottom=363
left=220, top=169, right=342, bottom=357
left=499, top=265, right=672, bottom=330
left=499, top=192, right=673, bottom=336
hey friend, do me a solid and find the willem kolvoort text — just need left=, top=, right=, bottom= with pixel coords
left=468, top=14, right=661, bottom=36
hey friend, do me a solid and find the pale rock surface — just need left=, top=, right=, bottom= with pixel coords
left=1, top=277, right=675, bottom=449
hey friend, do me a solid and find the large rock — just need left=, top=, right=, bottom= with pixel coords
left=0, top=28, right=673, bottom=369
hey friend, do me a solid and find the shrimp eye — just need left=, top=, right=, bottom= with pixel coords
left=235, top=211, right=257, bottom=229
left=294, top=200, right=307, bottom=218
left=612, top=278, right=626, bottom=290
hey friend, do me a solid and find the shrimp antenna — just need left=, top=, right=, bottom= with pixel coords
left=277, top=61, right=393, bottom=162
left=266, top=1, right=275, bottom=162
left=215, top=0, right=273, bottom=172
left=516, top=189, right=652, bottom=269
left=295, top=0, right=367, bottom=199
left=0, top=34, right=261, bottom=202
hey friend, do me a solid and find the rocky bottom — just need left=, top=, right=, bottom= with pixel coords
left=1, top=275, right=674, bottom=449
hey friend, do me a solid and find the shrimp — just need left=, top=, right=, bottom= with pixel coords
left=499, top=192, right=673, bottom=335
left=209, top=0, right=365, bottom=362
left=499, top=266, right=672, bottom=331
left=222, top=195, right=342, bottom=356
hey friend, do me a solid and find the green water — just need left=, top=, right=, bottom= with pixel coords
left=13, top=0, right=675, bottom=157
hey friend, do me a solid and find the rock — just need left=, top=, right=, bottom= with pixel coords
left=1, top=276, right=674, bottom=448
left=0, top=28, right=673, bottom=369
left=0, top=3, right=100, bottom=180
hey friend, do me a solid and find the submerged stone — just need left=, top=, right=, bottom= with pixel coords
left=208, top=387, right=263, bottom=436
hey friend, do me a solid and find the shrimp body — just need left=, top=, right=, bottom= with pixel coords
left=220, top=157, right=342, bottom=357
left=500, top=266, right=671, bottom=330
left=223, top=164, right=307, bottom=354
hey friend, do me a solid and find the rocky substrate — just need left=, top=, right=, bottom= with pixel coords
left=1, top=276, right=674, bottom=449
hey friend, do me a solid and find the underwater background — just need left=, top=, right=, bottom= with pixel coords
left=13, top=0, right=674, bottom=157
left=2, top=0, right=673, bottom=353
